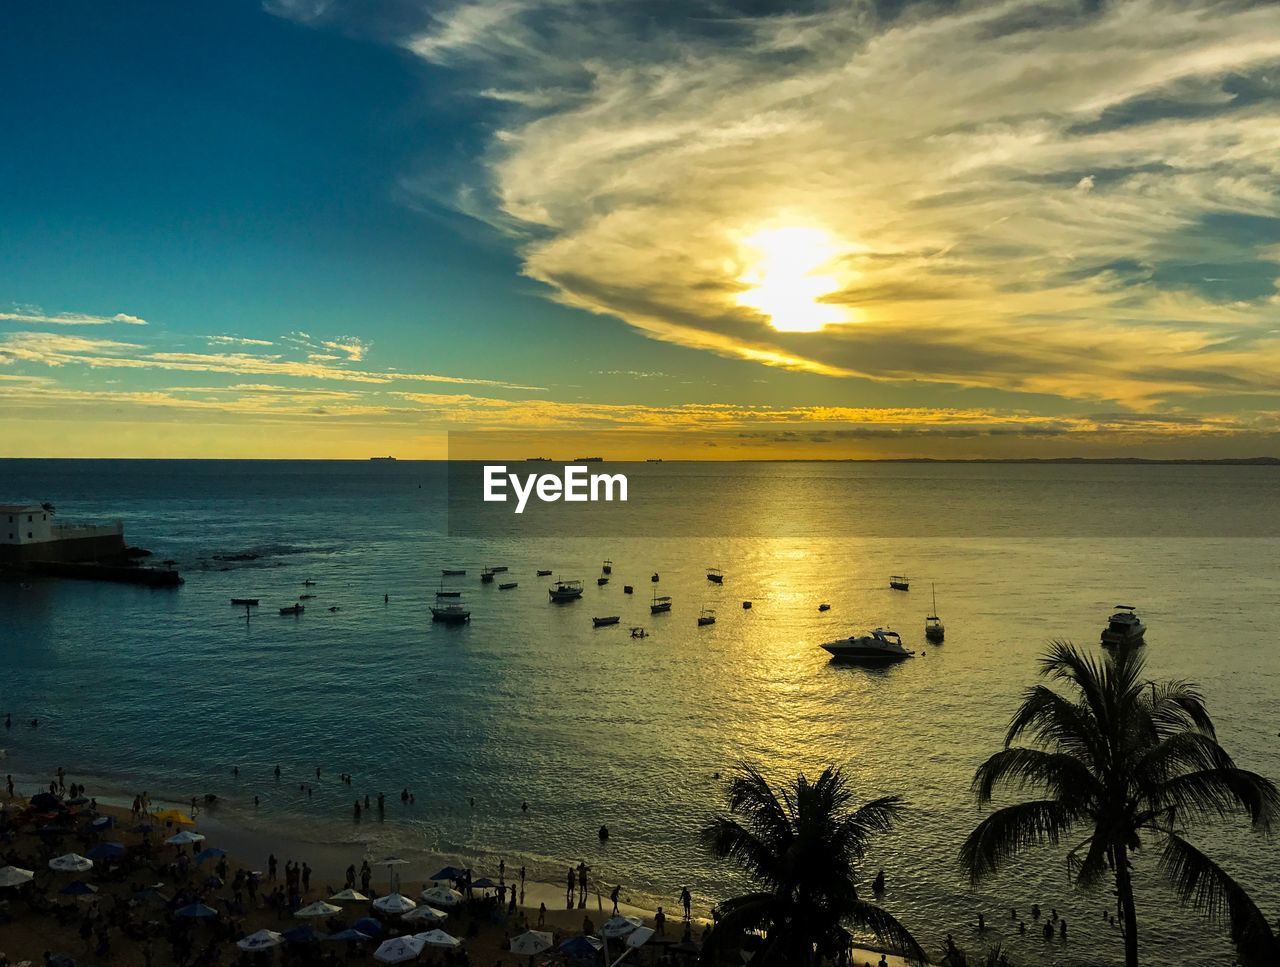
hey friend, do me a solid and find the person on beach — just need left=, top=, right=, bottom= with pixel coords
left=301, top=862, right=311, bottom=893
left=1060, top=918, right=1068, bottom=940
left=5, top=774, right=13, bottom=798
left=655, top=907, right=666, bottom=935
left=519, top=865, right=526, bottom=900
left=499, top=859, right=505, bottom=884
left=680, top=886, right=692, bottom=920
left=566, top=867, right=575, bottom=907
left=345, top=864, right=356, bottom=889
left=377, top=792, right=385, bottom=813
left=610, top=884, right=621, bottom=914
left=360, top=861, right=372, bottom=893
left=538, top=902, right=547, bottom=927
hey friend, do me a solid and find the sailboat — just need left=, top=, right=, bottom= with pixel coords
left=697, top=607, right=716, bottom=627
left=925, top=584, right=945, bottom=643
left=650, top=590, right=672, bottom=614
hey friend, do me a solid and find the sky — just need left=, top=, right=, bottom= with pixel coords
left=2, top=0, right=1280, bottom=459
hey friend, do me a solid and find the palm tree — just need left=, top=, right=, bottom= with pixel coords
left=960, top=641, right=1280, bottom=967
left=700, top=765, right=925, bottom=966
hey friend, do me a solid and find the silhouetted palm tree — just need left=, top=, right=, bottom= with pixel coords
left=701, top=765, right=925, bottom=965
left=960, top=641, right=1279, bottom=967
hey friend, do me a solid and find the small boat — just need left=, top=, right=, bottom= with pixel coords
left=299, top=593, right=315, bottom=600
left=697, top=608, right=716, bottom=627
left=436, top=589, right=462, bottom=598
left=1101, top=605, right=1145, bottom=647
left=630, top=627, right=648, bottom=638
left=650, top=593, right=672, bottom=614
left=549, top=579, right=584, bottom=601
left=706, top=568, right=723, bottom=584
left=442, top=569, right=466, bottom=576
left=593, top=616, right=621, bottom=627
left=303, top=580, right=317, bottom=587
left=818, top=603, right=831, bottom=612
left=597, top=576, right=609, bottom=586
left=537, top=569, right=553, bottom=576
left=481, top=568, right=497, bottom=583
left=925, top=584, right=945, bottom=643
left=651, top=573, right=659, bottom=583
left=490, top=566, right=509, bottom=573
left=889, top=575, right=910, bottom=591
left=230, top=598, right=259, bottom=606
left=328, top=606, right=340, bottom=612
left=602, top=560, right=613, bottom=574
left=499, top=581, right=518, bottom=590
left=623, top=585, right=633, bottom=594
left=280, top=605, right=304, bottom=616
left=430, top=604, right=471, bottom=623
left=743, top=601, right=752, bottom=609
left=821, top=628, right=913, bottom=664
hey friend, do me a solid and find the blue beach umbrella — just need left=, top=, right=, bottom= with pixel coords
left=282, top=926, right=320, bottom=945
left=560, top=936, right=604, bottom=958
left=472, top=877, right=498, bottom=889
left=428, top=866, right=464, bottom=882
left=175, top=902, right=219, bottom=919
left=193, top=847, right=227, bottom=865
left=85, top=842, right=125, bottom=861
left=60, top=881, right=98, bottom=896
left=353, top=917, right=383, bottom=937
left=324, top=928, right=372, bottom=943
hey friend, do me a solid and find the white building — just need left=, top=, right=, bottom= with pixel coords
left=1, top=503, right=125, bottom=563
left=1, top=504, right=53, bottom=545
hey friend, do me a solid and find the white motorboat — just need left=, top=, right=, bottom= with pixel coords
left=1101, top=605, right=1145, bottom=647
left=821, top=628, right=913, bottom=664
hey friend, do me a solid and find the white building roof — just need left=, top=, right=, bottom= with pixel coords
left=0, top=504, right=45, bottom=514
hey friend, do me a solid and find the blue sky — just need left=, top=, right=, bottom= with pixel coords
left=2, top=0, right=1280, bottom=457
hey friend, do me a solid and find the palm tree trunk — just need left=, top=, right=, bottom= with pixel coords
left=1113, top=845, right=1140, bottom=967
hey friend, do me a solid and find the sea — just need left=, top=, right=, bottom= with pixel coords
left=2, top=459, right=1278, bottom=965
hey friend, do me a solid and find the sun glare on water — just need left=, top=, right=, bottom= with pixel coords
left=735, top=226, right=853, bottom=333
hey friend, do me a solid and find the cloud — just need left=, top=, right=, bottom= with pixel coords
left=319, top=335, right=370, bottom=361
left=207, top=335, right=275, bottom=347
left=366, top=0, right=1280, bottom=406
left=1, top=307, right=148, bottom=326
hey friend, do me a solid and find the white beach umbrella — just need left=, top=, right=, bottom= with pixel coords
left=0, top=866, right=35, bottom=887
left=374, top=935, right=426, bottom=964
left=49, top=854, right=94, bottom=873
left=419, top=885, right=462, bottom=907
left=372, top=892, right=418, bottom=915
left=236, top=929, right=284, bottom=951
left=626, top=926, right=656, bottom=949
left=414, top=928, right=461, bottom=949
left=509, top=930, right=555, bottom=956
left=328, top=888, right=370, bottom=902
left=165, top=831, right=206, bottom=846
left=294, top=900, right=342, bottom=918
left=402, top=905, right=448, bottom=924
left=600, top=915, right=643, bottom=938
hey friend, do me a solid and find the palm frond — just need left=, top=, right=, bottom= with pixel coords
left=698, top=892, right=774, bottom=967
left=972, top=746, right=1099, bottom=805
left=960, top=799, right=1082, bottom=884
left=847, top=898, right=928, bottom=964
left=1150, top=768, right=1280, bottom=833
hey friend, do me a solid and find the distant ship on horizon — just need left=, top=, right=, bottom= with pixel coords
left=370, top=455, right=397, bottom=462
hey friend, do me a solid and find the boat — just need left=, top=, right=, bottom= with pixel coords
left=818, top=603, right=831, bottom=612
left=370, top=456, right=397, bottom=462
left=442, top=569, right=466, bottom=576
left=743, top=601, right=752, bottom=609
left=889, top=575, right=910, bottom=591
left=630, top=627, right=648, bottom=638
left=597, top=576, right=609, bottom=586
left=548, top=579, right=584, bottom=601
left=299, top=593, right=315, bottom=600
left=925, top=584, right=945, bottom=643
left=436, top=589, right=461, bottom=598
left=651, top=573, right=659, bottom=583
left=650, top=592, right=672, bottom=614
left=537, top=569, right=553, bottom=576
left=499, top=581, right=518, bottom=590
left=430, top=603, right=471, bottom=623
left=697, top=608, right=716, bottom=627
left=706, top=568, right=723, bottom=584
left=490, top=566, right=509, bottom=573
left=623, top=585, right=633, bottom=594
left=821, top=628, right=913, bottom=664
left=481, top=568, right=496, bottom=583
left=230, top=598, right=259, bottom=606
left=602, top=560, right=612, bottom=574
left=303, top=579, right=317, bottom=587
left=279, top=604, right=305, bottom=616
left=593, top=616, right=621, bottom=627
left=645, top=458, right=663, bottom=463
left=1101, top=605, right=1145, bottom=647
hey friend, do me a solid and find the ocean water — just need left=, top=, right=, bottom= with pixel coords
left=2, top=459, right=1278, bottom=965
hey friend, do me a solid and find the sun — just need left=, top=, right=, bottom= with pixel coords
left=734, top=226, right=853, bottom=333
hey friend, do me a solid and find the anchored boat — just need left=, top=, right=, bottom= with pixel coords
left=889, top=575, right=910, bottom=591
left=706, top=567, right=723, bottom=584
left=1101, top=605, right=1145, bottom=647
left=593, top=615, right=620, bottom=627
left=697, top=608, right=716, bottom=627
left=650, top=592, right=672, bottom=614
left=925, top=584, right=945, bottom=643
left=548, top=579, right=584, bottom=601
left=821, top=628, right=913, bottom=664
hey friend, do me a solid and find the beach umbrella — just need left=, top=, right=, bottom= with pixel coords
left=60, top=881, right=98, bottom=896
left=510, top=930, right=555, bottom=956
left=193, top=847, right=227, bottom=865
left=600, top=915, right=643, bottom=939
left=133, top=886, right=172, bottom=909
left=560, top=936, right=604, bottom=958
left=372, top=892, right=417, bottom=914
left=282, top=926, right=321, bottom=945
left=165, top=830, right=206, bottom=846
left=294, top=900, right=342, bottom=918
left=626, top=927, right=656, bottom=949
left=175, top=902, right=219, bottom=919
left=90, top=815, right=114, bottom=830
left=49, top=853, right=94, bottom=873
left=0, top=866, right=35, bottom=888
left=85, top=842, right=125, bottom=861
left=419, top=886, right=462, bottom=907
left=29, top=792, right=63, bottom=811
left=374, top=935, right=425, bottom=964
left=324, top=928, right=372, bottom=943
left=328, top=887, right=369, bottom=902
left=471, top=877, right=498, bottom=889
left=401, top=905, right=448, bottom=924
left=414, top=928, right=461, bottom=949
left=236, top=929, right=284, bottom=951
left=354, top=916, right=384, bottom=936
left=427, top=866, right=464, bottom=882
left=375, top=855, right=411, bottom=866
left=153, top=809, right=196, bottom=826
